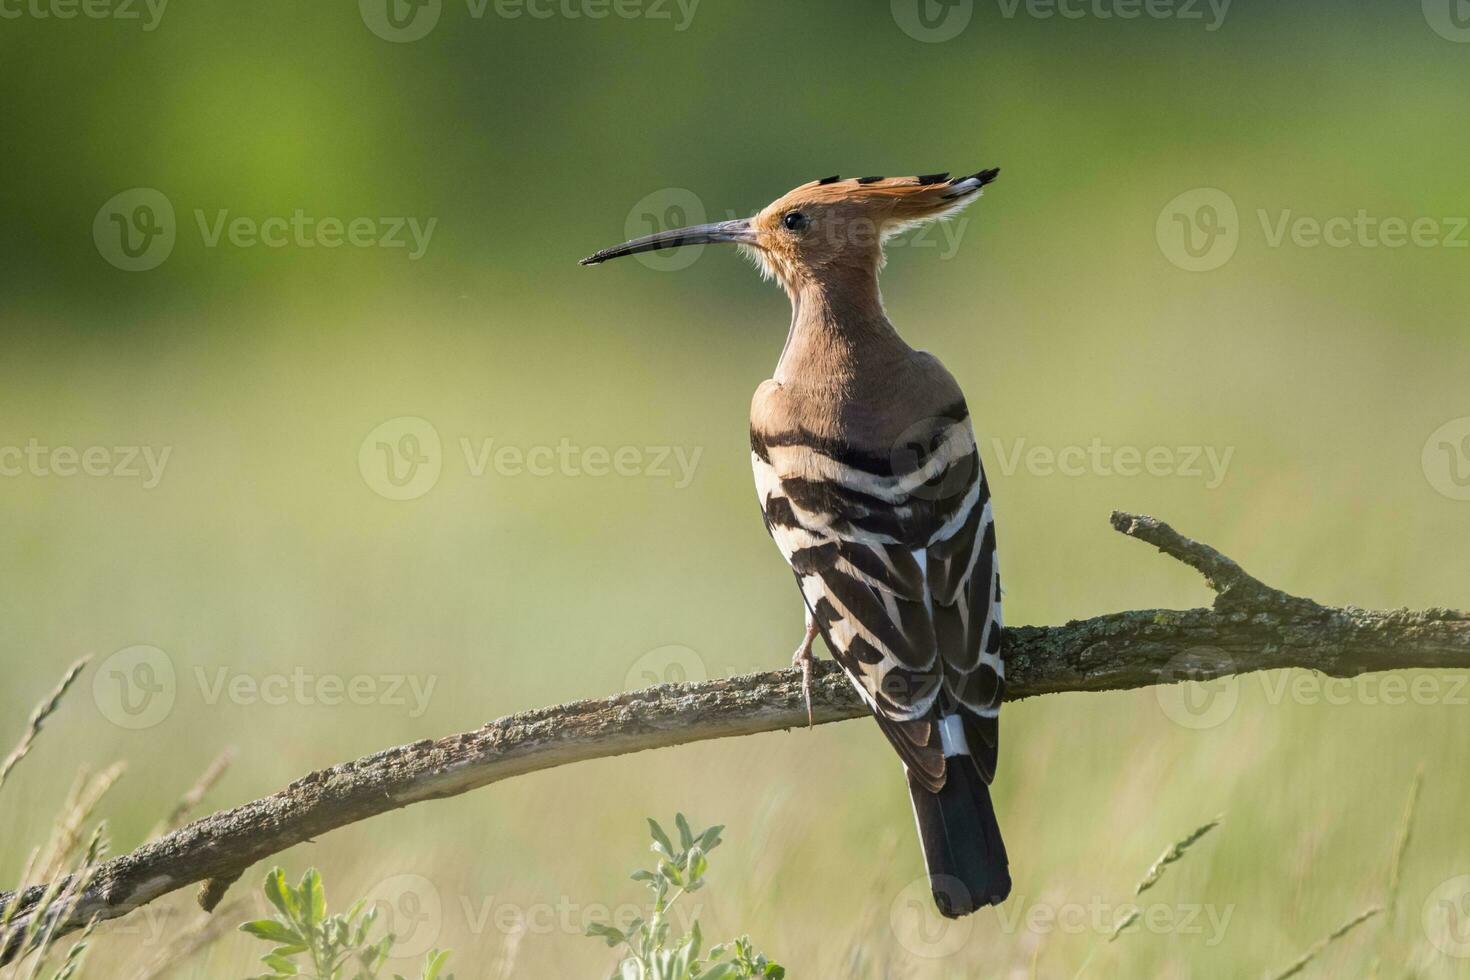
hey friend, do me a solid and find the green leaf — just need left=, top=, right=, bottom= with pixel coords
left=647, top=819, right=675, bottom=856
left=696, top=826, right=724, bottom=852
left=299, top=869, right=326, bottom=928
left=263, top=868, right=298, bottom=920
left=693, top=965, right=736, bottom=980
left=422, top=948, right=452, bottom=980
left=261, top=952, right=299, bottom=974
left=674, top=813, right=694, bottom=851
left=687, top=847, right=707, bottom=884
left=240, top=920, right=304, bottom=945
left=688, top=919, right=703, bottom=962
left=587, top=922, right=626, bottom=948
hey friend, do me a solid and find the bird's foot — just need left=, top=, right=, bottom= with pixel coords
left=791, top=623, right=818, bottom=729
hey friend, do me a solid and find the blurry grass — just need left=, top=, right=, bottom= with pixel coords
left=0, top=658, right=87, bottom=794
left=1134, top=816, right=1223, bottom=899
left=1268, top=907, right=1382, bottom=980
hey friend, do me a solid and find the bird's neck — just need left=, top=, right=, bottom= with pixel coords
left=774, top=275, right=909, bottom=387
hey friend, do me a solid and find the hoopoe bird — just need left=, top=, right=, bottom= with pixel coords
left=581, top=169, right=1010, bottom=916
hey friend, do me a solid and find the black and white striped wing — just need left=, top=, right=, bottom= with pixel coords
left=751, top=409, right=1003, bottom=793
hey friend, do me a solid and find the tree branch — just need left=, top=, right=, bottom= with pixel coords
left=3, top=511, right=1467, bottom=961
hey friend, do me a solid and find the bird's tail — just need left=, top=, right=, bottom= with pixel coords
left=907, top=751, right=1011, bottom=918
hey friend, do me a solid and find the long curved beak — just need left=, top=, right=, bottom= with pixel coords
left=579, top=218, right=756, bottom=266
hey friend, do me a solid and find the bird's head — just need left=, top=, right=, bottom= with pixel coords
left=580, top=169, right=998, bottom=293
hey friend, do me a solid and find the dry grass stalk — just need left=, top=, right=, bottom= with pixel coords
left=0, top=659, right=88, bottom=796
left=35, top=764, right=127, bottom=887
left=151, top=748, right=236, bottom=839
left=1135, top=816, right=1223, bottom=896
left=1385, top=765, right=1424, bottom=924
left=1268, top=906, right=1382, bottom=980
left=123, top=899, right=246, bottom=980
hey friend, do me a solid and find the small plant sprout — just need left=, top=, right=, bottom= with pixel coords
left=240, top=867, right=452, bottom=980
left=585, top=814, right=785, bottom=980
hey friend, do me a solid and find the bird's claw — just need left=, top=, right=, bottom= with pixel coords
left=792, top=631, right=817, bottom=729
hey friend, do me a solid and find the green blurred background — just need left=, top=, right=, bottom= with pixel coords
left=3, top=0, right=1469, bottom=975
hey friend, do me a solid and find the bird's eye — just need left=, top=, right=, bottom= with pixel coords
left=782, top=211, right=809, bottom=232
